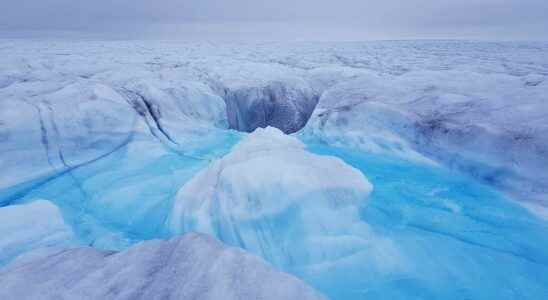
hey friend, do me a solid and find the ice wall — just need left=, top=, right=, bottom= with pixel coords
left=302, top=69, right=548, bottom=209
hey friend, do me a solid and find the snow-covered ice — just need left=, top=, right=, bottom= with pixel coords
left=0, top=233, right=325, bottom=300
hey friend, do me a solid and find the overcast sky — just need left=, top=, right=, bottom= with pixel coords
left=1, top=0, right=547, bottom=40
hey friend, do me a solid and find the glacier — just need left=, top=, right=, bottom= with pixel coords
left=1, top=39, right=548, bottom=299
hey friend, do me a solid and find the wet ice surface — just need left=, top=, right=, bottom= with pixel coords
left=1, top=40, right=548, bottom=299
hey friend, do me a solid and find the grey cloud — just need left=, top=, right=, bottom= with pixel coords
left=0, top=0, right=547, bottom=40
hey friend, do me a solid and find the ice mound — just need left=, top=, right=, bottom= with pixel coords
left=0, top=233, right=325, bottom=300
left=169, top=127, right=380, bottom=268
left=0, top=200, right=75, bottom=266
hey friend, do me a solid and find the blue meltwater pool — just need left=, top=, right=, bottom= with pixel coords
left=3, top=134, right=548, bottom=300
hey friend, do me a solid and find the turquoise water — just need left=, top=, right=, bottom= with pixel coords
left=305, top=143, right=548, bottom=299
left=3, top=134, right=548, bottom=299
left=6, top=131, right=243, bottom=249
